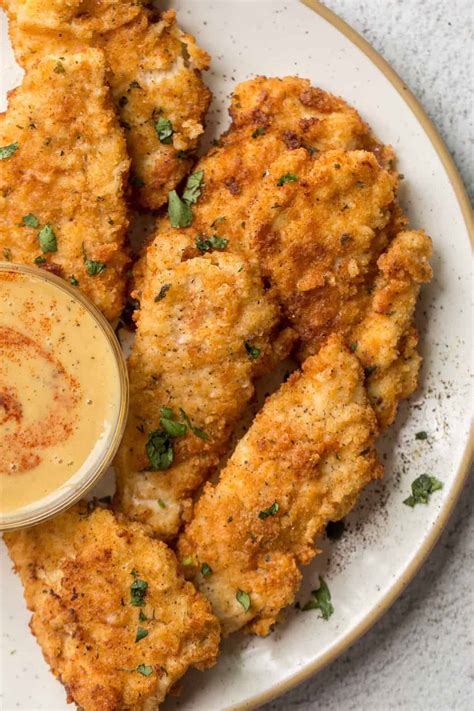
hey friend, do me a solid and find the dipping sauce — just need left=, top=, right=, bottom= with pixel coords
left=0, top=265, right=127, bottom=525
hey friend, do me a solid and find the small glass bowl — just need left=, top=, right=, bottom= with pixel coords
left=0, top=262, right=129, bottom=531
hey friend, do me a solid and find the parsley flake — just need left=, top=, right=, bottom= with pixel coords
left=34, top=256, right=47, bottom=265
left=258, top=501, right=279, bottom=519
left=182, top=170, right=204, bottom=204
left=181, top=556, right=193, bottom=566
left=0, top=142, right=19, bottom=160
left=135, top=627, right=149, bottom=643
left=244, top=341, right=261, bottom=359
left=403, top=474, right=443, bottom=507
left=179, top=408, right=209, bottom=440
left=82, top=243, right=106, bottom=276
left=415, top=431, right=428, bottom=440
left=168, top=189, right=193, bottom=228
left=201, top=562, right=213, bottom=577
left=160, top=411, right=187, bottom=438
left=236, top=589, right=251, bottom=612
left=38, top=224, right=57, bottom=253
left=252, top=126, right=266, bottom=138
left=302, top=577, right=334, bottom=619
left=136, top=664, right=154, bottom=677
left=70, top=275, right=79, bottom=286
left=196, top=235, right=228, bottom=253
left=155, top=116, right=174, bottom=144
left=277, top=173, right=298, bottom=186
left=158, top=499, right=167, bottom=509
left=145, top=429, right=174, bottom=470
left=22, top=213, right=39, bottom=228
left=130, top=579, right=148, bottom=607
left=138, top=610, right=147, bottom=622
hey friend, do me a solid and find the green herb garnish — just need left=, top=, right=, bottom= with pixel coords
left=302, top=577, right=334, bottom=619
left=33, top=256, right=47, bottom=264
left=201, top=562, right=212, bottom=577
left=258, top=501, right=279, bottom=519
left=70, top=275, right=79, bottom=286
left=181, top=556, right=193, bottom=566
left=136, top=664, right=154, bottom=677
left=244, top=341, right=261, bottom=359
left=155, top=116, right=174, bottom=144
left=168, top=190, right=193, bottom=228
left=179, top=408, right=209, bottom=440
left=154, top=284, right=171, bottom=302
left=22, top=213, right=39, bottom=228
left=195, top=236, right=228, bottom=253
left=348, top=342, right=358, bottom=353
left=182, top=170, right=204, bottom=204
left=160, top=407, right=187, bottom=438
left=277, top=173, right=298, bottom=186
left=135, top=627, right=149, bottom=643
left=130, top=579, right=148, bottom=607
left=158, top=499, right=167, bottom=509
left=0, top=142, right=19, bottom=160
left=145, top=429, right=174, bottom=470
left=38, top=224, right=57, bottom=253
left=82, top=243, right=106, bottom=276
left=415, top=431, right=428, bottom=440
left=236, top=589, right=251, bottom=612
left=403, top=474, right=443, bottom=507
left=252, top=127, right=266, bottom=138
left=138, top=610, right=147, bottom=622
left=364, top=365, right=377, bottom=378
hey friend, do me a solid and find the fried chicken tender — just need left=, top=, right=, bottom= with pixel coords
left=115, top=228, right=294, bottom=540
left=1, top=0, right=211, bottom=209
left=178, top=336, right=382, bottom=637
left=245, top=149, right=432, bottom=427
left=4, top=503, right=220, bottom=711
left=0, top=49, right=129, bottom=320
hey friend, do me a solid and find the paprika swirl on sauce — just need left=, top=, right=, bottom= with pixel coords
left=0, top=268, right=122, bottom=515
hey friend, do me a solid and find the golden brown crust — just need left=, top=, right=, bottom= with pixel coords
left=0, top=49, right=129, bottom=320
left=4, top=504, right=220, bottom=711
left=1, top=1, right=211, bottom=209
left=178, top=336, right=382, bottom=636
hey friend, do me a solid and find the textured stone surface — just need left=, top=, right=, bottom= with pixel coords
left=265, top=1, right=473, bottom=709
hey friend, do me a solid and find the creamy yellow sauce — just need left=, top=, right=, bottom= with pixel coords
left=0, top=269, right=121, bottom=514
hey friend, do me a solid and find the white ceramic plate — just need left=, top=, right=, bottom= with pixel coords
left=0, top=2, right=472, bottom=710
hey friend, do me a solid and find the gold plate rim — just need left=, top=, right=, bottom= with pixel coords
left=228, top=1, right=473, bottom=708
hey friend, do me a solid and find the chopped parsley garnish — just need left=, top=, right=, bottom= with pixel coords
left=136, top=664, right=154, bottom=676
left=201, top=562, right=213, bottom=577
left=364, top=365, right=377, bottom=378
left=168, top=189, right=193, bottom=228
left=302, top=577, right=334, bottom=619
left=0, top=142, right=19, bottom=160
left=179, top=408, right=209, bottom=440
left=130, top=569, right=139, bottom=578
left=277, top=173, right=298, bottom=186
left=258, top=501, right=279, bottom=519
left=154, top=284, right=171, bottom=301
left=160, top=407, right=187, bottom=437
left=168, top=171, right=204, bottom=228
left=34, top=256, right=47, bottom=264
left=138, top=610, right=147, bottom=622
left=130, top=579, right=148, bottom=607
left=38, top=224, right=57, bottom=253
left=22, top=213, right=39, bottom=228
left=403, top=474, right=443, bottom=508
left=155, top=116, right=174, bottom=144
left=181, top=556, right=193, bottom=566
left=415, top=431, right=428, bottom=440
left=349, top=342, right=358, bottom=353
left=182, top=170, right=204, bottom=204
left=244, top=341, right=261, bottom=359
left=326, top=519, right=345, bottom=540
left=252, top=126, right=266, bottom=138
left=211, top=216, right=226, bottom=228
left=146, top=429, right=174, bottom=470
left=236, top=589, right=251, bottom=612
left=135, top=627, right=149, bottom=643
left=158, top=498, right=167, bottom=509
left=82, top=243, right=106, bottom=276
left=196, top=235, right=228, bottom=253
left=70, top=275, right=79, bottom=286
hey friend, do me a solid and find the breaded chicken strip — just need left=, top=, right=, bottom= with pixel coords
left=134, top=75, right=393, bottom=286
left=0, top=49, right=129, bottom=320
left=115, top=230, right=294, bottom=540
left=245, top=148, right=432, bottom=427
left=178, top=336, right=382, bottom=637
left=1, top=0, right=211, bottom=209
left=4, top=503, right=220, bottom=711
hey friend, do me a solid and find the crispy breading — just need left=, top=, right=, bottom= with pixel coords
left=177, top=336, right=382, bottom=637
left=115, top=227, right=294, bottom=540
left=0, top=49, right=129, bottom=320
left=4, top=503, right=220, bottom=711
left=1, top=1, right=211, bottom=209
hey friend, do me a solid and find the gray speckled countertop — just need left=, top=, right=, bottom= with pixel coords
left=265, top=1, right=473, bottom=710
